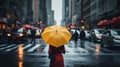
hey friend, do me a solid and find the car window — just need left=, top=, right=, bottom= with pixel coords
left=111, top=30, right=118, bottom=35
left=98, top=30, right=104, bottom=33
left=70, top=29, right=80, bottom=34
left=18, top=28, right=23, bottom=32
left=116, top=30, right=120, bottom=35
left=27, top=30, right=31, bottom=34
left=94, top=29, right=103, bottom=34
left=94, top=30, right=99, bottom=34
left=103, top=30, right=109, bottom=35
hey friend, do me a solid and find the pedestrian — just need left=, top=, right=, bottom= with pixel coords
left=2, top=29, right=7, bottom=43
left=79, top=29, right=86, bottom=46
left=30, top=29, right=36, bottom=44
left=48, top=45, right=65, bottom=67
left=73, top=30, right=79, bottom=47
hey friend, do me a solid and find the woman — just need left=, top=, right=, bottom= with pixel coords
left=48, top=45, right=65, bottom=67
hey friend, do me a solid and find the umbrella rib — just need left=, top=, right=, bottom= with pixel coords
left=59, top=33, right=70, bottom=43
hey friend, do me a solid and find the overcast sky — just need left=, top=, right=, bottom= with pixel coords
left=52, top=0, right=62, bottom=25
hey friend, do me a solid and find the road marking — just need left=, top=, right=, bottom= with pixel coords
left=87, top=41, right=115, bottom=53
left=0, top=44, right=16, bottom=51
left=5, top=46, right=18, bottom=52
left=65, top=45, right=75, bottom=54
left=74, top=47, right=89, bottom=53
left=0, top=44, right=7, bottom=47
left=43, top=45, right=49, bottom=52
left=23, top=44, right=33, bottom=50
left=27, top=44, right=40, bottom=52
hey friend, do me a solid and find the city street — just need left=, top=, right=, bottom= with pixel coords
left=0, top=0, right=120, bottom=67
left=0, top=39, right=120, bottom=67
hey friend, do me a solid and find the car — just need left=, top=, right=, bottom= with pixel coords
left=89, top=29, right=105, bottom=42
left=70, top=29, right=80, bottom=35
left=7, top=28, right=27, bottom=43
left=26, top=29, right=42, bottom=38
left=84, top=30, right=90, bottom=40
left=35, top=29, right=42, bottom=38
left=100, top=29, right=120, bottom=47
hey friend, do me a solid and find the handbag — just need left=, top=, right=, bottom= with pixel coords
left=48, top=53, right=55, bottom=61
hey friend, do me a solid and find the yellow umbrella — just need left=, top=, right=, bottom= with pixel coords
left=41, top=25, right=72, bottom=47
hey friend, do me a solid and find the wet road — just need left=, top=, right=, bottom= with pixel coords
left=0, top=39, right=120, bottom=67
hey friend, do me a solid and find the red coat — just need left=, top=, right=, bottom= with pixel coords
left=48, top=45, right=65, bottom=67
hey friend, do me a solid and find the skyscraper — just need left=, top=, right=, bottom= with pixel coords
left=32, top=0, right=40, bottom=23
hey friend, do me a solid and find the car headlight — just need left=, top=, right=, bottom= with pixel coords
left=36, top=32, right=40, bottom=35
left=96, top=34, right=101, bottom=38
left=19, top=33, right=23, bottom=37
left=7, top=33, right=11, bottom=36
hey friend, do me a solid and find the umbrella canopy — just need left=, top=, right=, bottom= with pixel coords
left=111, top=16, right=120, bottom=23
left=97, top=20, right=110, bottom=26
left=16, top=21, right=21, bottom=25
left=41, top=25, right=72, bottom=47
left=22, top=24, right=32, bottom=29
left=97, top=21, right=104, bottom=26
left=31, top=26, right=39, bottom=29
left=0, top=19, right=7, bottom=24
left=102, top=20, right=110, bottom=25
left=22, top=24, right=38, bottom=29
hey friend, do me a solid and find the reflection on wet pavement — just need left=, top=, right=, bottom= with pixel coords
left=18, top=44, right=24, bottom=67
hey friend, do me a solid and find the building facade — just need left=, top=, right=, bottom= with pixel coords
left=90, top=0, right=99, bottom=23
left=71, top=0, right=77, bottom=25
left=0, top=0, right=25, bottom=19
left=62, top=0, right=69, bottom=26
left=76, top=0, right=83, bottom=26
left=32, top=0, right=40, bottom=23
left=39, top=0, right=47, bottom=26
left=98, top=0, right=120, bottom=20
left=23, top=0, right=33, bottom=24
left=46, top=0, right=52, bottom=26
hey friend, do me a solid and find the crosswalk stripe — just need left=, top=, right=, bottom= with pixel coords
left=5, top=46, right=18, bottom=52
left=43, top=45, right=49, bottom=52
left=27, top=44, right=40, bottom=52
left=65, top=45, right=75, bottom=54
left=0, top=44, right=7, bottom=47
left=86, top=41, right=115, bottom=53
left=23, top=44, right=33, bottom=50
left=86, top=46, right=104, bottom=54
left=0, top=41, right=116, bottom=54
left=74, top=47, right=89, bottom=53
left=0, top=44, right=16, bottom=51
left=5, top=44, right=25, bottom=52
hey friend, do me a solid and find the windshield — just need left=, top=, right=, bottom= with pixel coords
left=95, top=29, right=104, bottom=34
left=116, top=30, right=120, bottom=35
left=111, top=30, right=118, bottom=35
left=17, top=28, right=24, bottom=33
left=98, top=30, right=104, bottom=33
